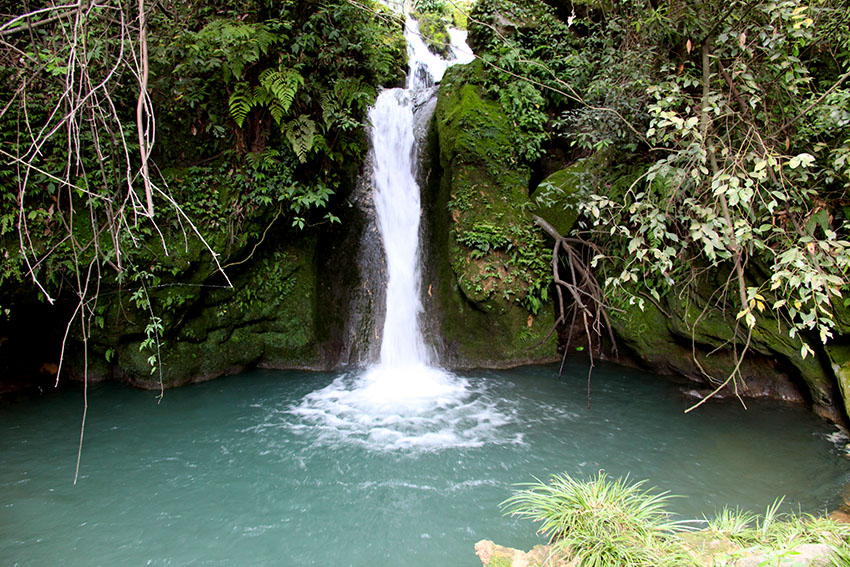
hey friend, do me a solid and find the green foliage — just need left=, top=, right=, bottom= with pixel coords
left=503, top=474, right=850, bottom=567
left=229, top=68, right=303, bottom=127
left=284, top=115, right=317, bottom=164
left=415, top=11, right=451, bottom=57
left=568, top=1, right=850, bottom=362
left=457, top=223, right=513, bottom=258
left=465, top=0, right=850, bottom=383
left=413, top=0, right=447, bottom=15
left=503, top=472, right=692, bottom=567
left=0, top=0, right=406, bottom=382
left=175, top=19, right=279, bottom=83
left=830, top=542, right=850, bottom=567
left=496, top=81, right=548, bottom=162
left=701, top=501, right=850, bottom=565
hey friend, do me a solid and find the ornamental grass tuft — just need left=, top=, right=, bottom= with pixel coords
left=501, top=471, right=695, bottom=567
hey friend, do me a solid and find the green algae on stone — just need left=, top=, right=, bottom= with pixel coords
left=422, top=63, right=556, bottom=368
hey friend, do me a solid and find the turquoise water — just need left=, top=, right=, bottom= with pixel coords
left=2, top=362, right=848, bottom=566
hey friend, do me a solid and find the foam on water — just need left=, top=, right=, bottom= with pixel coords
left=289, top=369, right=520, bottom=452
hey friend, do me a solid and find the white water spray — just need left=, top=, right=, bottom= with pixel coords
left=291, top=16, right=511, bottom=451
left=369, top=87, right=429, bottom=369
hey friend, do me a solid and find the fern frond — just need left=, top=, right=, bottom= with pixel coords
left=253, top=85, right=273, bottom=107
left=285, top=115, right=316, bottom=163
left=270, top=99, right=286, bottom=125
left=335, top=77, right=375, bottom=109
left=228, top=82, right=253, bottom=127
left=259, top=68, right=303, bottom=119
left=320, top=91, right=340, bottom=128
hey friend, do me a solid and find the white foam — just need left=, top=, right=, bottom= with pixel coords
left=289, top=369, right=515, bottom=452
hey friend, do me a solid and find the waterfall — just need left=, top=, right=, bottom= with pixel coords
left=289, top=17, right=506, bottom=452
left=369, top=17, right=474, bottom=369
left=369, top=90, right=429, bottom=368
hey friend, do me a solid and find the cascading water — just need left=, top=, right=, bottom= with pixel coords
left=289, top=18, right=504, bottom=450
left=370, top=86, right=429, bottom=369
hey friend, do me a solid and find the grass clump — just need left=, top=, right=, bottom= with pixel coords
left=501, top=473, right=850, bottom=567
left=696, top=500, right=850, bottom=566
left=502, top=472, right=696, bottom=567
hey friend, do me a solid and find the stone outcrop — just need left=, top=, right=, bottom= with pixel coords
left=421, top=61, right=558, bottom=368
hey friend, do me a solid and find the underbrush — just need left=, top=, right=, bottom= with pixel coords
left=502, top=472, right=850, bottom=567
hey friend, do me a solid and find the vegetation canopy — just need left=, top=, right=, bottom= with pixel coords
left=0, top=0, right=405, bottom=480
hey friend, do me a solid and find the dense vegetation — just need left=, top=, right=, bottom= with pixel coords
left=3, top=0, right=850, bottom=423
left=0, top=0, right=405, bottom=383
left=460, top=0, right=850, bottom=417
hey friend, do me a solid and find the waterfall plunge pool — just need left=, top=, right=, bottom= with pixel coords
left=2, top=361, right=849, bottom=566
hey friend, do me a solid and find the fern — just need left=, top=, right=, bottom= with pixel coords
left=320, top=91, right=340, bottom=128
left=320, top=77, right=375, bottom=130
left=229, top=68, right=303, bottom=128
left=285, top=115, right=316, bottom=163
left=228, top=82, right=253, bottom=127
left=260, top=68, right=303, bottom=124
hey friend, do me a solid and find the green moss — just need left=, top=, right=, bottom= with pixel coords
left=824, top=343, right=850, bottom=421
left=100, top=233, right=321, bottom=388
left=530, top=166, right=586, bottom=236
left=423, top=63, right=556, bottom=367
left=610, top=280, right=841, bottom=418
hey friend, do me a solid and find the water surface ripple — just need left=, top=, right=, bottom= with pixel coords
left=2, top=363, right=848, bottom=566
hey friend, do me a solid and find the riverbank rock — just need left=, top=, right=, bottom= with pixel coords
left=477, top=540, right=841, bottom=567
left=726, top=544, right=834, bottom=567
left=421, top=61, right=557, bottom=368
left=608, top=277, right=844, bottom=422
left=474, top=540, right=572, bottom=567
left=51, top=184, right=380, bottom=389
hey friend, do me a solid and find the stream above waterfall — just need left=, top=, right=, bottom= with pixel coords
left=2, top=363, right=848, bottom=567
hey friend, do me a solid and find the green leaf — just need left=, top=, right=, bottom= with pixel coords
left=285, top=115, right=316, bottom=163
left=228, top=82, right=253, bottom=128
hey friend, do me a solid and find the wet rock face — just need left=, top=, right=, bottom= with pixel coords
left=420, top=62, right=557, bottom=368
left=55, top=194, right=383, bottom=390
left=607, top=275, right=845, bottom=422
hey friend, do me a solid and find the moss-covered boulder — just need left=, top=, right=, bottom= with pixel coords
left=74, top=233, right=322, bottom=389
left=422, top=61, right=557, bottom=367
left=609, top=280, right=843, bottom=421
left=414, top=11, right=452, bottom=57
left=530, top=165, right=586, bottom=236
left=824, top=343, right=850, bottom=423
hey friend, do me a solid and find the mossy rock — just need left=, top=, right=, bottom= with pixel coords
left=467, top=0, right=557, bottom=54
left=96, top=235, right=321, bottom=388
left=414, top=11, right=452, bottom=57
left=530, top=166, right=587, bottom=236
left=609, top=282, right=840, bottom=418
left=422, top=63, right=556, bottom=368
